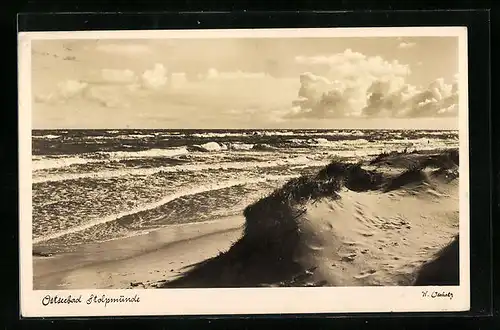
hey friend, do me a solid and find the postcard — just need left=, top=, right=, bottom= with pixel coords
left=18, top=26, right=469, bottom=317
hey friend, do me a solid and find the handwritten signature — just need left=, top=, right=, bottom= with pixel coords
left=421, top=291, right=454, bottom=300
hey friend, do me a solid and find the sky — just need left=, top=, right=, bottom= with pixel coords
left=30, top=36, right=461, bottom=129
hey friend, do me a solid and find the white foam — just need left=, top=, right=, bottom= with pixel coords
left=304, top=137, right=456, bottom=152
left=32, top=157, right=104, bottom=171
left=33, top=156, right=328, bottom=184
left=32, top=147, right=189, bottom=171
left=33, top=134, right=60, bottom=139
left=189, top=130, right=369, bottom=138
left=191, top=132, right=246, bottom=138
left=128, top=134, right=156, bottom=138
left=191, top=142, right=224, bottom=152
left=102, top=147, right=189, bottom=160
left=230, top=143, right=254, bottom=150
left=86, top=136, right=113, bottom=140
left=33, top=174, right=299, bottom=244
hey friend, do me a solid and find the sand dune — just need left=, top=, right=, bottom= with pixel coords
left=158, top=149, right=459, bottom=288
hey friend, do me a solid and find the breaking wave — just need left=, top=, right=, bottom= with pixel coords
left=33, top=174, right=299, bottom=244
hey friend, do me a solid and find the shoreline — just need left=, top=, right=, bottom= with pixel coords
left=33, top=216, right=244, bottom=290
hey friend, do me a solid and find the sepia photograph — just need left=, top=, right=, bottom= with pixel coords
left=18, top=27, right=469, bottom=316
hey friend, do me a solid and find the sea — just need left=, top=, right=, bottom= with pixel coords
left=31, top=129, right=459, bottom=252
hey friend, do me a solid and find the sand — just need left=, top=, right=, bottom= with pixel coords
left=33, top=216, right=244, bottom=290
left=293, top=185, right=459, bottom=286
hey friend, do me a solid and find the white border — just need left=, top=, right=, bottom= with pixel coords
left=18, top=27, right=470, bottom=317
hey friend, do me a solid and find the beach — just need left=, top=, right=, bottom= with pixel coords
left=34, top=216, right=244, bottom=289
left=32, top=129, right=459, bottom=289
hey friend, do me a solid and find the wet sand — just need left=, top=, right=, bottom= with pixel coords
left=33, top=216, right=244, bottom=290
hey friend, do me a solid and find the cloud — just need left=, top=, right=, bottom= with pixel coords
left=100, top=64, right=170, bottom=90
left=141, top=63, right=168, bottom=89
left=295, top=49, right=410, bottom=78
left=287, top=72, right=354, bottom=119
left=34, top=80, right=89, bottom=103
left=33, top=63, right=297, bottom=119
left=398, top=42, right=416, bottom=49
left=34, top=78, right=130, bottom=108
left=286, top=49, right=458, bottom=120
left=362, top=77, right=459, bottom=118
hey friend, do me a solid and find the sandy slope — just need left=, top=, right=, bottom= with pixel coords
left=294, top=184, right=458, bottom=286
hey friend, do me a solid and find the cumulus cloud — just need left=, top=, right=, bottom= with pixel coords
left=395, top=78, right=459, bottom=118
left=141, top=63, right=168, bottom=89
left=361, top=76, right=459, bottom=118
left=295, top=49, right=410, bottom=78
left=34, top=78, right=132, bottom=108
left=34, top=80, right=89, bottom=103
left=287, top=72, right=354, bottom=119
left=34, top=63, right=177, bottom=108
left=99, top=64, right=170, bottom=90
left=287, top=49, right=459, bottom=120
left=398, top=41, right=417, bottom=49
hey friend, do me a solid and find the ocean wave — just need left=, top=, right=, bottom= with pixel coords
left=102, top=147, right=189, bottom=160
left=188, top=142, right=228, bottom=152
left=191, top=132, right=249, bottom=138
left=33, top=134, right=61, bottom=140
left=85, top=136, right=114, bottom=140
left=128, top=134, right=156, bottom=138
left=297, top=137, right=456, bottom=151
left=187, top=130, right=368, bottom=138
left=252, top=144, right=278, bottom=151
left=32, top=138, right=457, bottom=176
left=32, top=147, right=190, bottom=171
left=230, top=143, right=254, bottom=150
left=33, top=156, right=327, bottom=184
left=32, top=156, right=105, bottom=171
left=33, top=174, right=300, bottom=244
